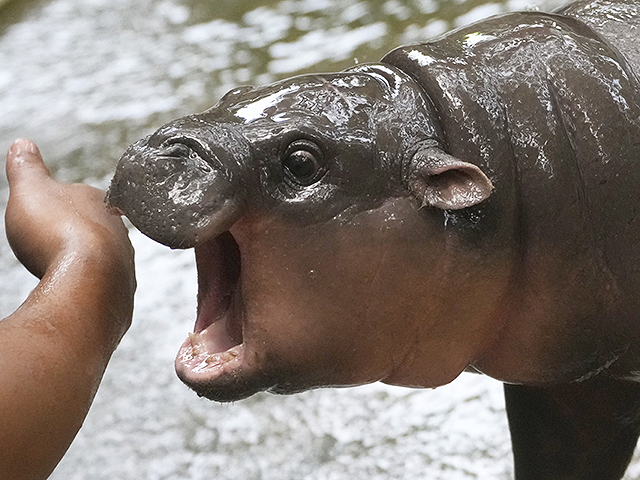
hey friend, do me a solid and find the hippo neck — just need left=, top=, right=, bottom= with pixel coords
left=383, top=9, right=640, bottom=383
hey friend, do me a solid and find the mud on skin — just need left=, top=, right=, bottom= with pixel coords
left=108, top=1, right=640, bottom=478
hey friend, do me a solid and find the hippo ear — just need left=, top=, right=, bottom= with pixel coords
left=407, top=146, right=494, bottom=210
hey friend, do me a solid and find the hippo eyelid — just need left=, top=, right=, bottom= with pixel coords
left=283, top=139, right=322, bottom=156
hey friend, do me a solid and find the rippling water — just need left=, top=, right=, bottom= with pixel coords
left=4, top=0, right=640, bottom=478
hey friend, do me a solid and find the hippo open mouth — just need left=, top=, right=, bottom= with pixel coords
left=174, top=231, right=245, bottom=387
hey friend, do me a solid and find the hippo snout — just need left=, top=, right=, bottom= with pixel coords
left=107, top=128, right=244, bottom=249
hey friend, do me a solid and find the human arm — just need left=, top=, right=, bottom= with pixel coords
left=0, top=139, right=135, bottom=479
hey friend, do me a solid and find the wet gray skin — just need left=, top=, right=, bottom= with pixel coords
left=109, top=1, right=640, bottom=478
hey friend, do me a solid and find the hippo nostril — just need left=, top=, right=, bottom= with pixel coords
left=165, top=137, right=206, bottom=158
left=161, top=142, right=193, bottom=160
left=163, top=136, right=230, bottom=178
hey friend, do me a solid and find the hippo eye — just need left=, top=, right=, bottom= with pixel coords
left=282, top=140, right=324, bottom=186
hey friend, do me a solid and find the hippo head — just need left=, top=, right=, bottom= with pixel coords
left=107, top=64, right=493, bottom=401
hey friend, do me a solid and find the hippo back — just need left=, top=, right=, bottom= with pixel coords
left=558, top=0, right=640, bottom=79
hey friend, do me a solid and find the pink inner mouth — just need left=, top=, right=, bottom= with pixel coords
left=175, top=231, right=244, bottom=376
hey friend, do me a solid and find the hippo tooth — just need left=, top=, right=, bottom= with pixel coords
left=188, top=332, right=202, bottom=356
left=205, top=355, right=219, bottom=365
left=221, top=351, right=238, bottom=362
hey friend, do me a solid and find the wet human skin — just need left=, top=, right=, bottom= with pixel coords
left=108, top=1, right=640, bottom=478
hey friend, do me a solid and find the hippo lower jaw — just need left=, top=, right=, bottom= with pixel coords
left=173, top=231, right=251, bottom=400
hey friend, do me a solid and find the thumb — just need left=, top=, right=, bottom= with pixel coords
left=6, top=139, right=52, bottom=190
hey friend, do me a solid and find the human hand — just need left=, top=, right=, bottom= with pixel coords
left=5, top=139, right=134, bottom=282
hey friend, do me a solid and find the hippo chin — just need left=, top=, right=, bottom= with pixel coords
left=108, top=1, right=640, bottom=478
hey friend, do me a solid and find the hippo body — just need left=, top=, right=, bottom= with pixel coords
left=108, top=1, right=640, bottom=478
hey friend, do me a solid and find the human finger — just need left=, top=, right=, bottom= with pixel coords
left=6, top=139, right=52, bottom=190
